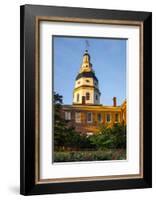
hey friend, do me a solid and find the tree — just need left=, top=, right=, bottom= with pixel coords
left=111, top=123, right=126, bottom=149
left=54, top=92, right=91, bottom=150
left=88, top=124, right=126, bottom=150
left=54, top=92, right=68, bottom=150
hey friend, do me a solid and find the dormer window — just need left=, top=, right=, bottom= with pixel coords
left=78, top=81, right=80, bottom=84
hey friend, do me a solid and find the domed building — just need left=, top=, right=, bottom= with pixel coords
left=62, top=50, right=126, bottom=135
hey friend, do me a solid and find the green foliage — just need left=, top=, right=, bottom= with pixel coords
left=89, top=123, right=126, bottom=150
left=55, top=125, right=95, bottom=150
left=54, top=149, right=126, bottom=162
left=53, top=92, right=69, bottom=149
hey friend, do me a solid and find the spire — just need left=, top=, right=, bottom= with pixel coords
left=79, top=49, right=93, bottom=73
left=83, top=50, right=90, bottom=63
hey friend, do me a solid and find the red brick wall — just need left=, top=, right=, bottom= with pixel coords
left=61, top=108, right=123, bottom=135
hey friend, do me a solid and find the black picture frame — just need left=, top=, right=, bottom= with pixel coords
left=20, top=4, right=152, bottom=195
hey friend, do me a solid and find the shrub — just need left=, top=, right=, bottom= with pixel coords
left=54, top=149, right=126, bottom=162
left=88, top=124, right=126, bottom=150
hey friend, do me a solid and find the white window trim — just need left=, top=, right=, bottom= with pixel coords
left=65, top=111, right=71, bottom=120
left=75, top=112, right=81, bottom=123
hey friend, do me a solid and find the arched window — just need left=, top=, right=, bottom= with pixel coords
left=77, top=93, right=79, bottom=102
left=86, top=92, right=90, bottom=100
left=96, top=94, right=98, bottom=100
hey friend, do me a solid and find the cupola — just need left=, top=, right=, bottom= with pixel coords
left=73, top=50, right=101, bottom=105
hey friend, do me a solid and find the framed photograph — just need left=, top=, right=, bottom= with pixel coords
left=20, top=5, right=152, bottom=195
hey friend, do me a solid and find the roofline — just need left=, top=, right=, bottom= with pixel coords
left=62, top=104, right=122, bottom=111
left=75, top=71, right=98, bottom=82
left=121, top=99, right=127, bottom=107
left=63, top=99, right=126, bottom=108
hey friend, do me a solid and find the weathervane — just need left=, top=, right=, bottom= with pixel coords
left=85, top=40, right=90, bottom=51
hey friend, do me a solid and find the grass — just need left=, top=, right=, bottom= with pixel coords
left=53, top=149, right=126, bottom=162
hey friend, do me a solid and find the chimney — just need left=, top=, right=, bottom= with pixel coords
left=113, top=97, right=117, bottom=107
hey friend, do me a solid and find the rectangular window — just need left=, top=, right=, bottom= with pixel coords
left=65, top=111, right=71, bottom=120
left=86, top=92, right=90, bottom=100
left=87, top=112, right=92, bottom=123
left=115, top=113, right=118, bottom=122
left=106, top=114, right=111, bottom=122
left=97, top=113, right=102, bottom=122
left=77, top=94, right=79, bottom=102
left=75, top=112, right=81, bottom=123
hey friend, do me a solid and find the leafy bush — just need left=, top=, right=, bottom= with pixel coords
left=54, top=122, right=126, bottom=151
left=54, top=149, right=126, bottom=162
left=89, top=124, right=126, bottom=150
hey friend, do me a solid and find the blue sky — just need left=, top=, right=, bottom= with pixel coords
left=53, top=36, right=126, bottom=106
